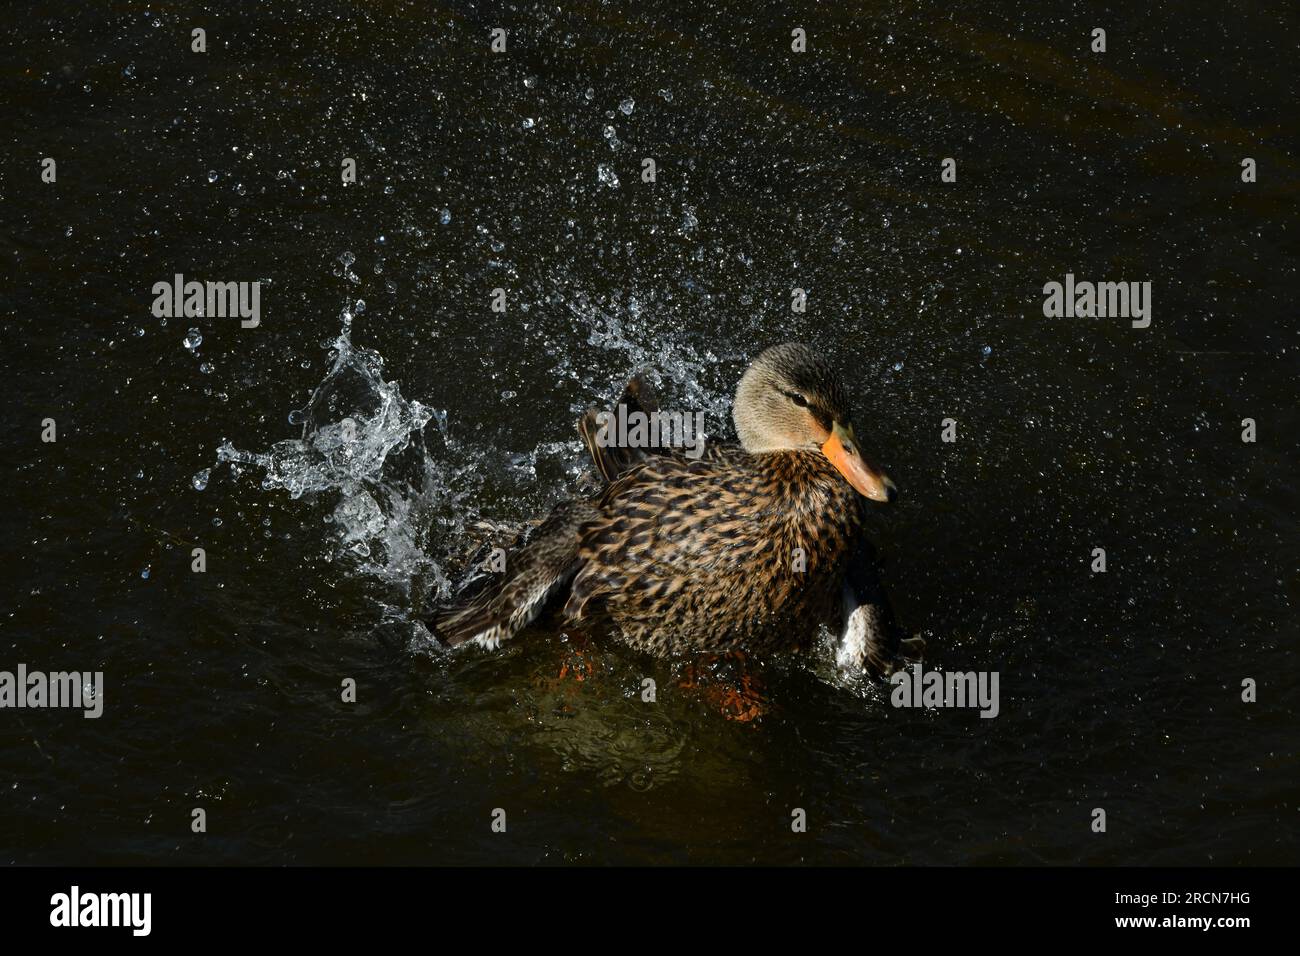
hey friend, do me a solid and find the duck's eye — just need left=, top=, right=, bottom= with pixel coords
left=786, top=391, right=808, bottom=407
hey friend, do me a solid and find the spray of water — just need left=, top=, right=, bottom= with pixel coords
left=215, top=306, right=453, bottom=611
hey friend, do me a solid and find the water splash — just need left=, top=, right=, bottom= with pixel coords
left=216, top=307, right=452, bottom=604
left=209, top=280, right=741, bottom=633
left=563, top=291, right=735, bottom=438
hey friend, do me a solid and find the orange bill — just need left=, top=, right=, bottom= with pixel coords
left=821, top=422, right=896, bottom=503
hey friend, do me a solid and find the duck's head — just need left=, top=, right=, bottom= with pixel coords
left=733, top=342, right=896, bottom=503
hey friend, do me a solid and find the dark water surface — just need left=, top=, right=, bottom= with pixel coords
left=3, top=1, right=1297, bottom=864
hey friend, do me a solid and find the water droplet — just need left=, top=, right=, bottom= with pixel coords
left=192, top=468, right=211, bottom=491
left=140, top=566, right=151, bottom=580
left=184, top=328, right=202, bottom=350
left=619, top=97, right=635, bottom=115
left=439, top=208, right=452, bottom=225
left=207, top=170, right=218, bottom=183
left=597, top=164, right=620, bottom=188
left=524, top=75, right=537, bottom=89
left=521, top=117, right=535, bottom=129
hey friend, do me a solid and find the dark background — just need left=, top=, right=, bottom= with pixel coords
left=1, top=0, right=1296, bottom=864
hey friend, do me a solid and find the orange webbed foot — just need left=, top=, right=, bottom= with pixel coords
left=678, top=651, right=769, bottom=722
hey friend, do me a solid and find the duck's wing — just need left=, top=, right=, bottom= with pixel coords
left=427, top=499, right=598, bottom=649
left=577, top=371, right=662, bottom=484
left=837, top=536, right=924, bottom=678
left=577, top=371, right=731, bottom=485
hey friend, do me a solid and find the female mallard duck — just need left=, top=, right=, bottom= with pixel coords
left=431, top=342, right=920, bottom=677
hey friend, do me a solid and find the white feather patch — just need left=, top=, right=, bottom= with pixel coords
left=838, top=581, right=884, bottom=671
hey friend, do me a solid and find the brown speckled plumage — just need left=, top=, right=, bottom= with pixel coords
left=564, top=447, right=863, bottom=654
left=430, top=342, right=920, bottom=675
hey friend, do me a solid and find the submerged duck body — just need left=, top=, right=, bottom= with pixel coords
left=431, top=343, right=919, bottom=676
